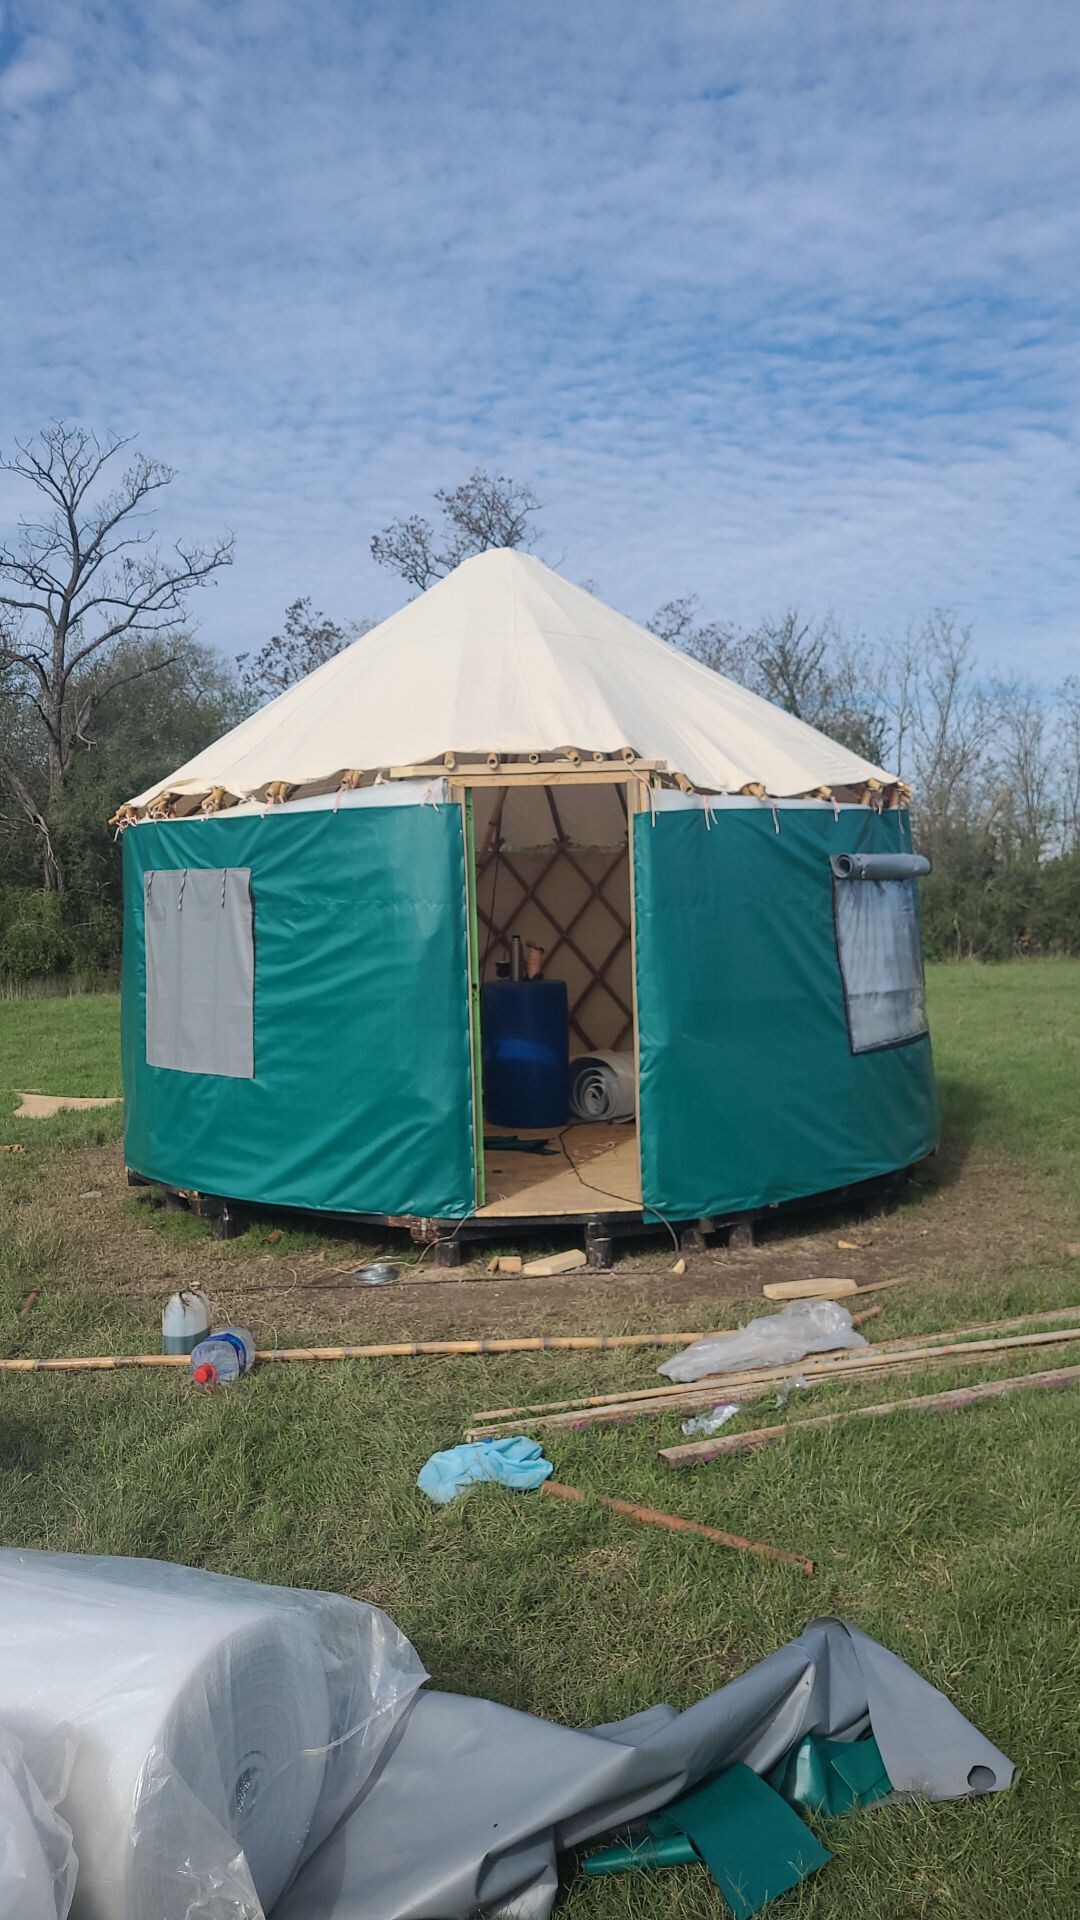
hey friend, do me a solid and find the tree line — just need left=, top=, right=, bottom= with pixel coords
left=1, top=424, right=1077, bottom=983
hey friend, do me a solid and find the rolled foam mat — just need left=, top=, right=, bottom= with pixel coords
left=569, top=1051, right=636, bottom=1122
left=0, top=1552, right=426, bottom=1920
left=0, top=1724, right=77, bottom=1920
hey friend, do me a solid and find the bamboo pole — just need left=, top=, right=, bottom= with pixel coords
left=466, top=1346, right=1065, bottom=1441
left=0, top=1331, right=709, bottom=1374
left=660, top=1365, right=1080, bottom=1467
left=469, top=1308, right=884, bottom=1422
left=468, top=1304, right=1080, bottom=1425
left=538, top=1480, right=814, bottom=1575
left=465, top=1328, right=1080, bottom=1438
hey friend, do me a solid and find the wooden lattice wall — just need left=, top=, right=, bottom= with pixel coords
left=475, top=842, right=633, bottom=1052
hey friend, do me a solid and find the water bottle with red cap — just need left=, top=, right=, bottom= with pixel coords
left=189, top=1327, right=254, bottom=1390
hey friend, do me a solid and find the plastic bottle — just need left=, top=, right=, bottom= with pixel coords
left=161, top=1290, right=211, bottom=1355
left=189, top=1327, right=255, bottom=1389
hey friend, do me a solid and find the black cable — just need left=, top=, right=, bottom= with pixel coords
left=554, top=1125, right=682, bottom=1256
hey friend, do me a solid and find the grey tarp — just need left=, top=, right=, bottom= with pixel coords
left=278, top=1619, right=1013, bottom=1920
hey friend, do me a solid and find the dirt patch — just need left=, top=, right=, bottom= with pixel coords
left=21, top=1133, right=1065, bottom=1348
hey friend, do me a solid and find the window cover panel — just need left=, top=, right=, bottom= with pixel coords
left=145, top=868, right=254, bottom=1078
left=834, top=876, right=928, bottom=1054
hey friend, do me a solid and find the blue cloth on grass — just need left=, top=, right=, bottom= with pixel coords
left=417, top=1436, right=554, bottom=1504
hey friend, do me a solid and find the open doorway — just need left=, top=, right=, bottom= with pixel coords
left=467, top=779, right=643, bottom=1220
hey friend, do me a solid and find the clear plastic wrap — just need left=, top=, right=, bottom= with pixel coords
left=659, top=1300, right=867, bottom=1384
left=0, top=1551, right=427, bottom=1920
left=0, top=1723, right=77, bottom=1920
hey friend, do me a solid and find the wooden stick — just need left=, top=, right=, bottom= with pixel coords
left=467, top=1346, right=1069, bottom=1440
left=469, top=1309, right=883, bottom=1422
left=466, top=1328, right=1080, bottom=1438
left=469, top=1304, right=1080, bottom=1424
left=538, top=1480, right=814, bottom=1575
left=763, top=1274, right=915, bottom=1302
left=661, top=1364, right=1080, bottom=1465
left=252, top=1332, right=706, bottom=1359
left=0, top=1331, right=709, bottom=1374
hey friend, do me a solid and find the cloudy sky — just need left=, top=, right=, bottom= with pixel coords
left=1, top=0, right=1078, bottom=678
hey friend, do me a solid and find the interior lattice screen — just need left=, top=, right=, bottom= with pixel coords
left=144, top=868, right=255, bottom=1078
left=834, top=875, right=928, bottom=1054
left=476, top=846, right=633, bottom=1052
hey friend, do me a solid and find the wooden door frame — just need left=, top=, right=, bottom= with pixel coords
left=454, top=770, right=649, bottom=1215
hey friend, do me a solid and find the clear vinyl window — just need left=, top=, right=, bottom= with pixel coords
left=144, top=868, right=255, bottom=1078
left=833, top=876, right=928, bottom=1054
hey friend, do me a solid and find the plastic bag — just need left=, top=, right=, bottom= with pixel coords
left=659, top=1300, right=867, bottom=1384
left=0, top=1550, right=427, bottom=1920
left=776, top=1371, right=809, bottom=1408
left=680, top=1403, right=741, bottom=1438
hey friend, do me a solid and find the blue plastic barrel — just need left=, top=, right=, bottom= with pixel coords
left=481, top=980, right=570, bottom=1129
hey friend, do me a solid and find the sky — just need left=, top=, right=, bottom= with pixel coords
left=1, top=0, right=1079, bottom=680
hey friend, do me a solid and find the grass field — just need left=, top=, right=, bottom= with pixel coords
left=1, top=962, right=1078, bottom=1917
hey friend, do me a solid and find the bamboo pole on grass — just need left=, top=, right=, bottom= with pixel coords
left=465, top=1327, right=1080, bottom=1438
left=469, top=1307, right=884, bottom=1422
left=0, top=1330, right=711, bottom=1374
left=660, top=1364, right=1080, bottom=1467
left=468, top=1304, right=1080, bottom=1426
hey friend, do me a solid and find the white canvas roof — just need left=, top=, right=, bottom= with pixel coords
left=123, top=549, right=894, bottom=813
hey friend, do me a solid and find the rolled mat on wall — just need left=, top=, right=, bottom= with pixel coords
left=569, top=1051, right=636, bottom=1122
left=0, top=1552, right=426, bottom=1920
left=830, top=852, right=931, bottom=881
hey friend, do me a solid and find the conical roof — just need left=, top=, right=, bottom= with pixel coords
left=123, top=549, right=893, bottom=812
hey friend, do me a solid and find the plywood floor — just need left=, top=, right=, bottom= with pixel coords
left=478, top=1123, right=641, bottom=1217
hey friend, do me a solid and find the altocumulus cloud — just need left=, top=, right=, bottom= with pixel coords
left=1, top=0, right=1078, bottom=676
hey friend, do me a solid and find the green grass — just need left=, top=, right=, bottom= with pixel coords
left=1, top=962, right=1079, bottom=1916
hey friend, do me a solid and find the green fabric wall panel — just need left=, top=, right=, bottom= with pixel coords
left=633, top=807, right=939, bottom=1220
left=122, top=806, right=476, bottom=1219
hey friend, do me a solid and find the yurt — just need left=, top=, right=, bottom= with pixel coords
left=115, top=551, right=938, bottom=1257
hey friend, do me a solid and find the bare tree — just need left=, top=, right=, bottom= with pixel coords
left=993, top=680, right=1055, bottom=858
left=647, top=594, right=752, bottom=680
left=370, top=470, right=540, bottom=590
left=1056, top=678, right=1080, bottom=853
left=888, top=615, right=995, bottom=846
left=0, top=424, right=232, bottom=888
left=236, top=598, right=369, bottom=709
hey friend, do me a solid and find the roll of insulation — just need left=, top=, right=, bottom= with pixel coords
left=0, top=1725, right=76, bottom=1920
left=569, top=1051, right=637, bottom=1123
left=0, top=1551, right=334, bottom=1920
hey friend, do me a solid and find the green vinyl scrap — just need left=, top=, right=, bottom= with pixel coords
left=122, top=806, right=477, bottom=1218
left=632, top=804, right=939, bottom=1220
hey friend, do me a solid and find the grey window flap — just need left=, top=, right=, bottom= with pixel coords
left=145, top=867, right=255, bottom=1079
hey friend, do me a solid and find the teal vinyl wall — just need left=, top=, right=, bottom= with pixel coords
left=633, top=805, right=939, bottom=1220
left=122, top=805, right=476, bottom=1219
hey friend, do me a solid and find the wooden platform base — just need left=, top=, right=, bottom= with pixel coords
left=479, top=1124, right=641, bottom=1218
left=127, top=1161, right=918, bottom=1267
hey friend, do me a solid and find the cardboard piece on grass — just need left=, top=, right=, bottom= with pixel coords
left=652, top=1765, right=830, bottom=1917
